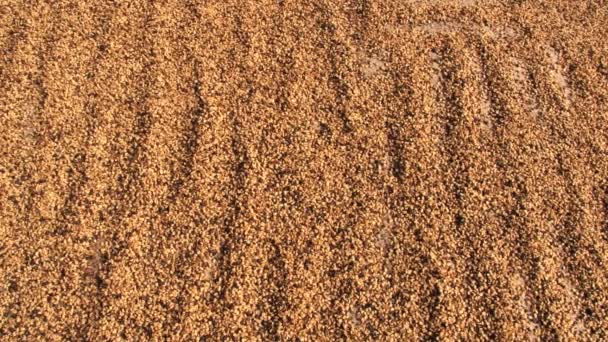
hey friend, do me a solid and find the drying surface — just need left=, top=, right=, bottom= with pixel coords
left=1, top=0, right=608, bottom=340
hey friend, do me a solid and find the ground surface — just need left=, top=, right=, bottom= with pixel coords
left=1, top=0, right=608, bottom=340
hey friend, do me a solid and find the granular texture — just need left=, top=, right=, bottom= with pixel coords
left=1, top=0, right=608, bottom=340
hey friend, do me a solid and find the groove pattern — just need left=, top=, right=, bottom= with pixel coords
left=1, top=1, right=608, bottom=340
